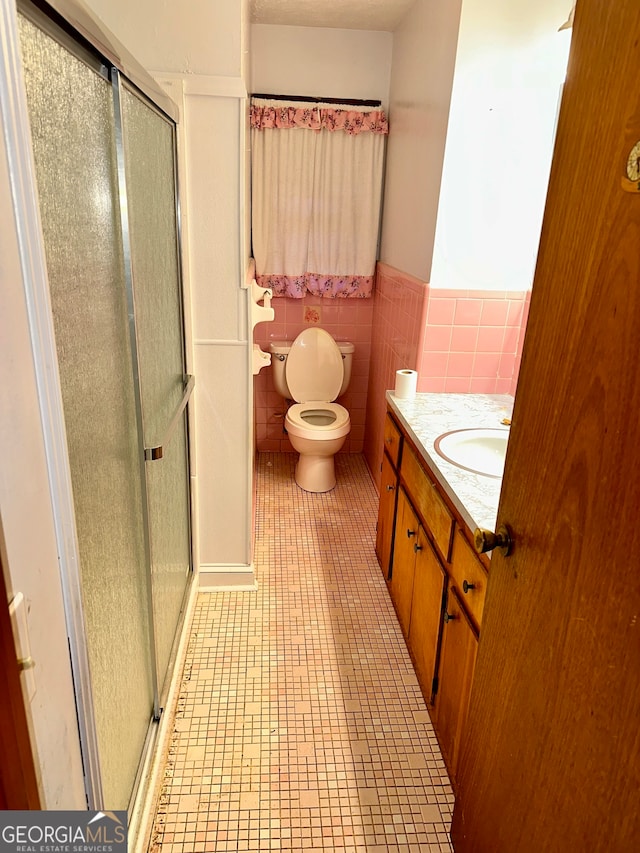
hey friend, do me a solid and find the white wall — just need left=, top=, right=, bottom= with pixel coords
left=181, top=82, right=252, bottom=572
left=379, top=0, right=463, bottom=280
left=251, top=24, right=392, bottom=105
left=86, top=0, right=255, bottom=580
left=430, top=0, right=571, bottom=290
left=85, top=0, right=243, bottom=76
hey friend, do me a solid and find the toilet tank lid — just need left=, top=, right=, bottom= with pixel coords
left=269, top=341, right=292, bottom=354
left=270, top=339, right=353, bottom=354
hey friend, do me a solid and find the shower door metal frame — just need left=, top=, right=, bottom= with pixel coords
left=112, top=65, right=196, bottom=712
left=14, top=0, right=194, bottom=812
left=111, top=68, right=162, bottom=724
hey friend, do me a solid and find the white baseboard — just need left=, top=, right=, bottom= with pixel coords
left=198, top=564, right=257, bottom=591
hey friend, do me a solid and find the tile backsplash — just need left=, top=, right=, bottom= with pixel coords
left=418, top=289, right=530, bottom=395
left=363, top=263, right=529, bottom=489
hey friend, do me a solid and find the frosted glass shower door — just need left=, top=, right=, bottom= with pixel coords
left=18, top=15, right=155, bottom=810
left=119, top=81, right=192, bottom=696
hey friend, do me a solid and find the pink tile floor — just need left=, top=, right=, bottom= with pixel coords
left=150, top=453, right=453, bottom=852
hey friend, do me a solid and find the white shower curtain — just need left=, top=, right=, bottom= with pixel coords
left=251, top=99, right=388, bottom=298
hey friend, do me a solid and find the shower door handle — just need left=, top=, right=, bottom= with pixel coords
left=145, top=374, right=195, bottom=461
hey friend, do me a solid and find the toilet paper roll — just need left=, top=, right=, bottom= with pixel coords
left=395, top=369, right=417, bottom=400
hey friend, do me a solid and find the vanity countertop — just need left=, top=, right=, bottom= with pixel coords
left=386, top=391, right=514, bottom=535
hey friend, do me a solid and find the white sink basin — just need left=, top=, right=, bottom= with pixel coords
left=434, top=428, right=509, bottom=478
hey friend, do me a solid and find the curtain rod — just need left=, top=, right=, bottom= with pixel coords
left=251, top=93, right=382, bottom=107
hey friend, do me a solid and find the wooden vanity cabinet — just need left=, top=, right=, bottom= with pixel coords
left=378, top=406, right=491, bottom=787
left=375, top=414, right=402, bottom=581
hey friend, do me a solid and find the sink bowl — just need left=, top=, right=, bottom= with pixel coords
left=434, top=428, right=509, bottom=478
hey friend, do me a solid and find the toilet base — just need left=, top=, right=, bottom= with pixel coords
left=294, top=453, right=337, bottom=493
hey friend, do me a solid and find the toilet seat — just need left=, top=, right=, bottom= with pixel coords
left=285, top=402, right=350, bottom=440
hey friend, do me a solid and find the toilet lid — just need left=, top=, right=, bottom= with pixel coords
left=285, top=327, right=344, bottom=403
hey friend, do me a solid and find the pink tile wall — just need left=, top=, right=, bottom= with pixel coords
left=363, top=263, right=428, bottom=488
left=511, top=290, right=531, bottom=396
left=253, top=267, right=531, bottom=484
left=253, top=295, right=373, bottom=453
left=417, top=289, right=530, bottom=394
left=362, top=266, right=531, bottom=490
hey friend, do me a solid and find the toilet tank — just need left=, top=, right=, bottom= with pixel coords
left=337, top=342, right=355, bottom=397
left=269, top=341, right=292, bottom=398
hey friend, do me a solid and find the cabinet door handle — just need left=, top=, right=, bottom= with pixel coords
left=414, top=542, right=422, bottom=553
left=407, top=528, right=416, bottom=538
left=462, top=580, right=475, bottom=594
left=443, top=611, right=457, bottom=623
left=386, top=484, right=395, bottom=492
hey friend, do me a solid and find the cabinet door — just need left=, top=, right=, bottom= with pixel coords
left=389, top=488, right=418, bottom=639
left=375, top=451, right=398, bottom=580
left=408, top=530, right=446, bottom=706
left=450, top=528, right=488, bottom=631
left=434, top=585, right=478, bottom=783
left=401, top=443, right=454, bottom=562
left=382, top=412, right=402, bottom=467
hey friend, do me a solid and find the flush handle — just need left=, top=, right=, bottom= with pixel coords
left=474, top=524, right=514, bottom=556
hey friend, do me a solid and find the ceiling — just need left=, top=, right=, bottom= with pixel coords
left=249, top=0, right=416, bottom=32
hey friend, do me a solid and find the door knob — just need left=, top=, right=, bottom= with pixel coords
left=474, top=524, right=513, bottom=556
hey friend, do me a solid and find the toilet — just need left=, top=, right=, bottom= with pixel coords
left=270, top=328, right=354, bottom=492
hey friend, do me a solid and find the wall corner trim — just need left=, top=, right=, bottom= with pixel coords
left=153, top=72, right=247, bottom=99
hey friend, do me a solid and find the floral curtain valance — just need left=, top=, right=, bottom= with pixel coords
left=250, top=98, right=388, bottom=299
left=250, top=103, right=389, bottom=136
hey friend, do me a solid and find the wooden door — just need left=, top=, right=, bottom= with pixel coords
left=375, top=451, right=397, bottom=580
left=390, top=488, right=418, bottom=638
left=408, top=531, right=446, bottom=705
left=434, top=585, right=477, bottom=783
left=0, top=556, right=40, bottom=808
left=451, top=2, right=640, bottom=851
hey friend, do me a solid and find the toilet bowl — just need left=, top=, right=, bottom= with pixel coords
left=270, top=328, right=354, bottom=492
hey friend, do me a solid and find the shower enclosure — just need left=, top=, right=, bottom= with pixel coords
left=17, top=0, right=193, bottom=811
